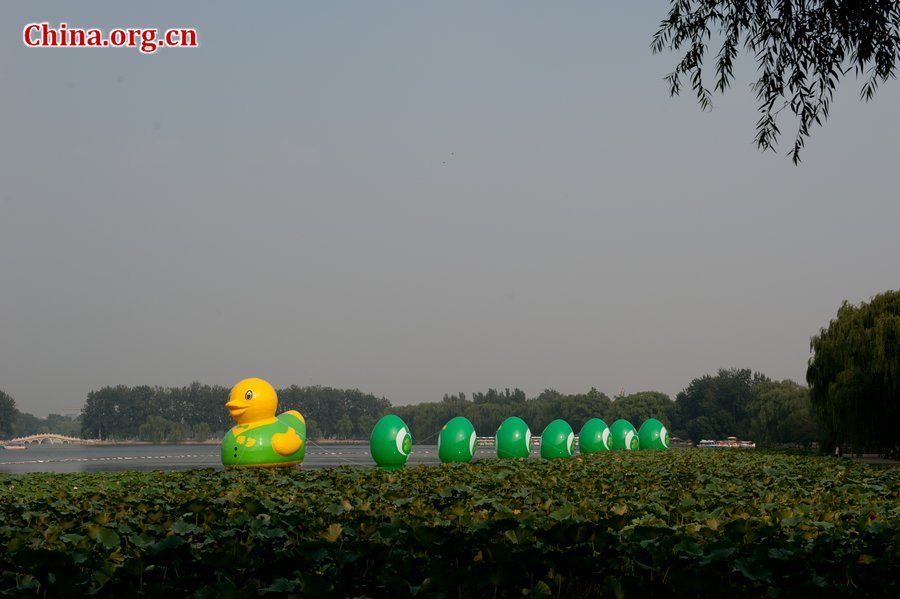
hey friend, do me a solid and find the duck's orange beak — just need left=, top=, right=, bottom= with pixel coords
left=226, top=399, right=248, bottom=420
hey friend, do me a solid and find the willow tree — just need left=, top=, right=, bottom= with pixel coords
left=652, top=1, right=900, bottom=163
left=807, top=290, right=900, bottom=453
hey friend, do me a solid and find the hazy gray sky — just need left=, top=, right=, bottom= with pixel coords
left=2, top=2, right=898, bottom=418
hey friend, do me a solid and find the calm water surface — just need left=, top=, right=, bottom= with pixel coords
left=0, top=443, right=500, bottom=474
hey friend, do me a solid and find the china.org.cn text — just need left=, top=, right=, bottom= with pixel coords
left=23, top=22, right=198, bottom=54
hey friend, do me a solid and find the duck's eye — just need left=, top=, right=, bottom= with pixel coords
left=245, top=390, right=253, bottom=400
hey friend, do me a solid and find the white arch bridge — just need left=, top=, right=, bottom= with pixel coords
left=4, top=434, right=97, bottom=445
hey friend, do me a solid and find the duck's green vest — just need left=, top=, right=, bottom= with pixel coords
left=221, top=411, right=307, bottom=468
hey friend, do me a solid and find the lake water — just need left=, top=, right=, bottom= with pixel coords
left=0, top=442, right=501, bottom=474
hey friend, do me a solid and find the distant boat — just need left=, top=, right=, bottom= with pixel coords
left=2, top=444, right=27, bottom=450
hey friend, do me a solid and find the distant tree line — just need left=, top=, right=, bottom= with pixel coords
left=394, top=388, right=677, bottom=444
left=392, top=372, right=817, bottom=449
left=0, top=389, right=82, bottom=439
left=672, top=369, right=817, bottom=448
left=3, top=372, right=818, bottom=448
left=80, top=383, right=230, bottom=442
left=78, top=382, right=391, bottom=442
left=16, top=412, right=81, bottom=438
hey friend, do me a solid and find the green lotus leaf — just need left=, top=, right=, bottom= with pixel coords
left=261, top=577, right=295, bottom=593
left=734, top=557, right=772, bottom=583
left=95, top=528, right=120, bottom=550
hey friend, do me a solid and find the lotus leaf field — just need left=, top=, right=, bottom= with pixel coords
left=1, top=451, right=898, bottom=597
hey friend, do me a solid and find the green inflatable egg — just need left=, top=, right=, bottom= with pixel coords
left=540, top=419, right=574, bottom=459
left=638, top=418, right=670, bottom=450
left=578, top=418, right=611, bottom=453
left=370, top=415, right=412, bottom=470
left=438, top=416, right=477, bottom=463
left=496, top=416, right=532, bottom=459
left=609, top=419, right=639, bottom=451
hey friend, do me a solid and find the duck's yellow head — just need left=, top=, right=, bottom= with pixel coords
left=226, top=378, right=278, bottom=425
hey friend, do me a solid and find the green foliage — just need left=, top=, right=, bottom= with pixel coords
left=610, top=391, right=676, bottom=428
left=81, top=383, right=232, bottom=441
left=674, top=370, right=818, bottom=446
left=277, top=385, right=391, bottom=439
left=138, top=416, right=188, bottom=443
left=675, top=368, right=769, bottom=442
left=749, top=380, right=818, bottom=448
left=46, top=414, right=82, bottom=437
left=13, top=412, right=41, bottom=437
left=10, top=412, right=81, bottom=438
left=808, top=290, right=900, bottom=453
left=191, top=422, right=211, bottom=442
left=0, top=452, right=897, bottom=596
left=305, top=418, right=322, bottom=441
left=80, top=383, right=390, bottom=441
left=473, top=388, right=527, bottom=405
left=652, top=1, right=900, bottom=163
left=0, top=390, right=16, bottom=438
left=335, top=414, right=353, bottom=439
left=395, top=387, right=614, bottom=443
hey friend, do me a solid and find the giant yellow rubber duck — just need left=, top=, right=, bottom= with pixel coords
left=220, top=377, right=306, bottom=468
